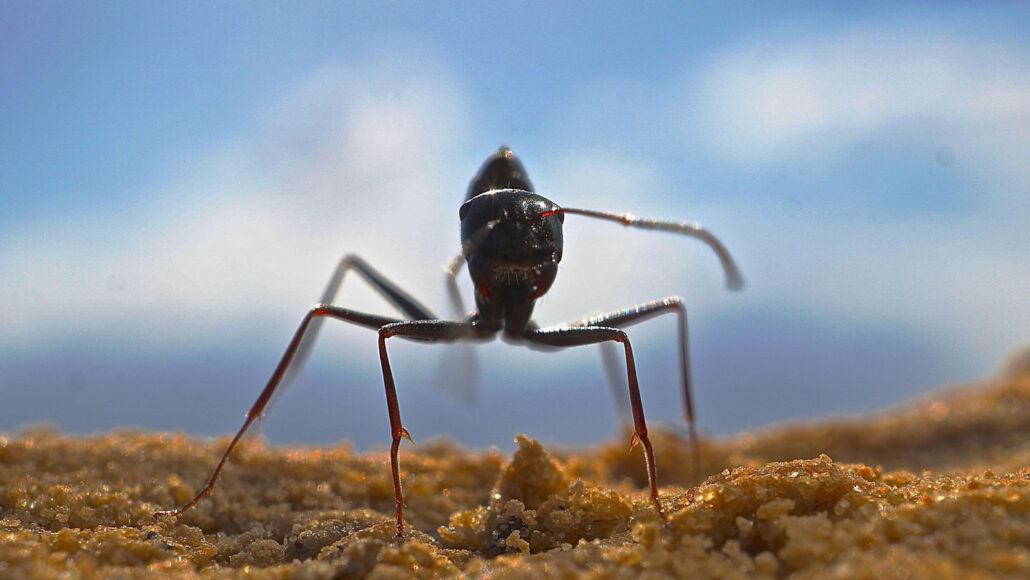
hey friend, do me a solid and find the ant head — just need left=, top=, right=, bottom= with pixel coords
left=459, top=190, right=564, bottom=299
left=466, top=146, right=534, bottom=200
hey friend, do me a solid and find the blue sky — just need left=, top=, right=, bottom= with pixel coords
left=2, top=2, right=1028, bottom=450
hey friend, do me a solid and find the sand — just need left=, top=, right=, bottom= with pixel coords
left=2, top=351, right=1029, bottom=578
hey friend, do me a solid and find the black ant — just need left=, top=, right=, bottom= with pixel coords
left=153, top=146, right=744, bottom=537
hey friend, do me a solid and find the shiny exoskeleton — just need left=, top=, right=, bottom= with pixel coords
left=154, top=146, right=744, bottom=537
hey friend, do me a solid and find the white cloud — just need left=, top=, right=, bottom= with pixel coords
left=679, top=25, right=1030, bottom=370
left=0, top=55, right=471, bottom=352
left=687, top=27, right=1030, bottom=211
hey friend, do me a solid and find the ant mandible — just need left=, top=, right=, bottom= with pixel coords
left=153, top=146, right=744, bottom=538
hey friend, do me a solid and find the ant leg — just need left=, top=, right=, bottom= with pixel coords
left=377, top=319, right=483, bottom=537
left=288, top=255, right=438, bottom=390
left=320, top=254, right=437, bottom=320
left=436, top=254, right=479, bottom=404
left=523, top=326, right=665, bottom=519
left=599, top=341, right=631, bottom=430
left=153, top=304, right=404, bottom=520
left=572, top=298, right=699, bottom=479
left=442, top=253, right=467, bottom=317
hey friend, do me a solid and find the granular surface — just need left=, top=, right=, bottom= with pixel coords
left=2, top=354, right=1029, bottom=578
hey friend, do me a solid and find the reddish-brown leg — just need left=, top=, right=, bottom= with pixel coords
left=376, top=320, right=482, bottom=538
left=578, top=298, right=700, bottom=482
left=153, top=304, right=402, bottom=519
left=378, top=328, right=411, bottom=538
left=525, top=326, right=665, bottom=518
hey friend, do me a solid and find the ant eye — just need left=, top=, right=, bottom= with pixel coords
left=539, top=208, right=564, bottom=223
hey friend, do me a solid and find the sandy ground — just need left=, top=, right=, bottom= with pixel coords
left=2, top=350, right=1029, bottom=578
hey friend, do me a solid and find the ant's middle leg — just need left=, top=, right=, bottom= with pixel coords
left=571, top=298, right=700, bottom=478
left=522, top=325, right=665, bottom=520
left=153, top=304, right=405, bottom=520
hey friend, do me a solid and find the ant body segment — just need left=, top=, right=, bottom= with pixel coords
left=154, top=146, right=744, bottom=537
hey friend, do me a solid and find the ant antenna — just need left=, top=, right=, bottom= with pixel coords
left=542, top=207, right=745, bottom=290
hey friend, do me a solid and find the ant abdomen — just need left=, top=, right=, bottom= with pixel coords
left=466, top=145, right=534, bottom=200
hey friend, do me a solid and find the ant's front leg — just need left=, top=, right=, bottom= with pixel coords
left=153, top=305, right=404, bottom=519
left=523, top=325, right=666, bottom=520
left=572, top=298, right=700, bottom=478
left=376, top=319, right=485, bottom=538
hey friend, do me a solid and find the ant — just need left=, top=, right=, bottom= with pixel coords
left=154, top=146, right=744, bottom=538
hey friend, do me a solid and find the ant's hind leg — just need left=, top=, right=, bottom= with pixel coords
left=153, top=305, right=404, bottom=520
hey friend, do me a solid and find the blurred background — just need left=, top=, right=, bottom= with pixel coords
left=2, top=2, right=1027, bottom=451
